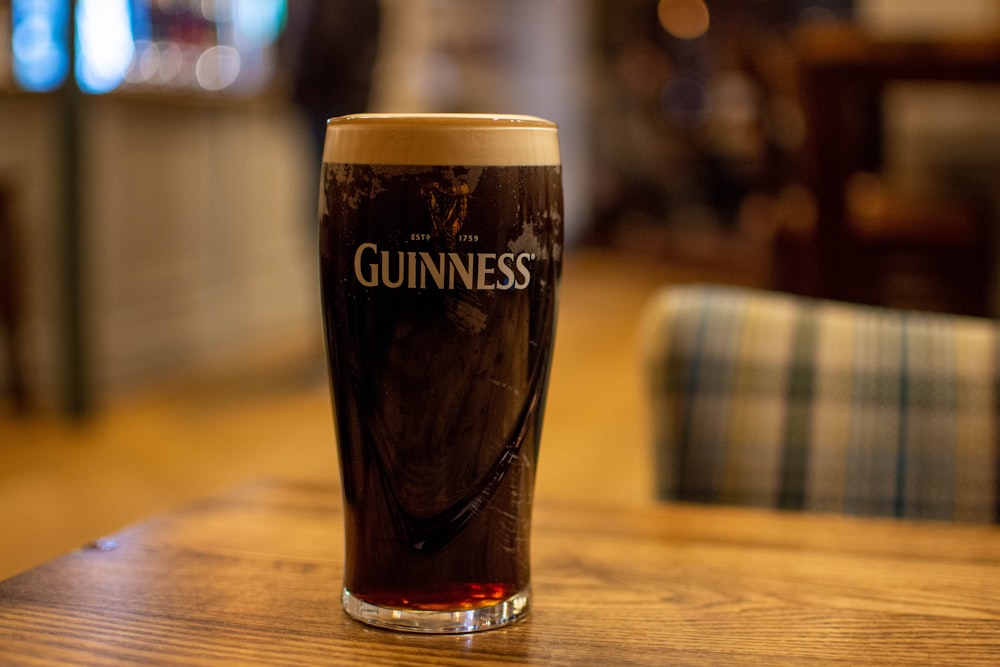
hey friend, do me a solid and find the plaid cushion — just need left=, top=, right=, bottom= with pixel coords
left=641, top=285, right=1000, bottom=522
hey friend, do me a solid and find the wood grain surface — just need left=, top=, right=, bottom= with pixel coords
left=1, top=478, right=998, bottom=665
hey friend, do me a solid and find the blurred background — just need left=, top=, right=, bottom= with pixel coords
left=3, top=0, right=1000, bottom=576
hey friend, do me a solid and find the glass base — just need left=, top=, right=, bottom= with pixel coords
left=341, top=586, right=530, bottom=634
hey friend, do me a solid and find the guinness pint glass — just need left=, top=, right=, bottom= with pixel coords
left=318, top=114, right=563, bottom=633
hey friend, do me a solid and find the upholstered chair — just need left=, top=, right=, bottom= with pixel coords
left=641, top=285, right=999, bottom=522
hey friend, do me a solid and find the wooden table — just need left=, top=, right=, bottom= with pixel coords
left=1, top=478, right=998, bottom=665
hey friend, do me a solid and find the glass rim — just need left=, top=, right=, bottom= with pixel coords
left=326, top=113, right=557, bottom=131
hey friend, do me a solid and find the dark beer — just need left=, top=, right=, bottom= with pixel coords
left=318, top=115, right=562, bottom=633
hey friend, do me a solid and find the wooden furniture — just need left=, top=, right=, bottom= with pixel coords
left=0, top=181, right=29, bottom=413
left=783, top=25, right=1000, bottom=315
left=2, top=478, right=998, bottom=664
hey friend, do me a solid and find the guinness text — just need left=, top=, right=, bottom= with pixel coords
left=353, top=243, right=534, bottom=290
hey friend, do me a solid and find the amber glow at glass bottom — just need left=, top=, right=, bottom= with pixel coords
left=342, top=583, right=530, bottom=633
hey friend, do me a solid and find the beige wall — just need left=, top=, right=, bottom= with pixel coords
left=1, top=94, right=317, bottom=408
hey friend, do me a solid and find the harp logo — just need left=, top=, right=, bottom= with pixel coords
left=422, top=181, right=470, bottom=239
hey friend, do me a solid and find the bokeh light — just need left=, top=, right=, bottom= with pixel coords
left=11, top=0, right=69, bottom=92
left=195, top=45, right=240, bottom=91
left=657, top=0, right=711, bottom=40
left=9, top=0, right=286, bottom=94
left=233, top=0, right=286, bottom=47
left=76, top=0, right=134, bottom=94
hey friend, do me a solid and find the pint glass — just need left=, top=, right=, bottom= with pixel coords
left=318, top=114, right=563, bottom=633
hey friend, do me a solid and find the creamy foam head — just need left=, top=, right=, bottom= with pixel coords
left=323, top=113, right=560, bottom=166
